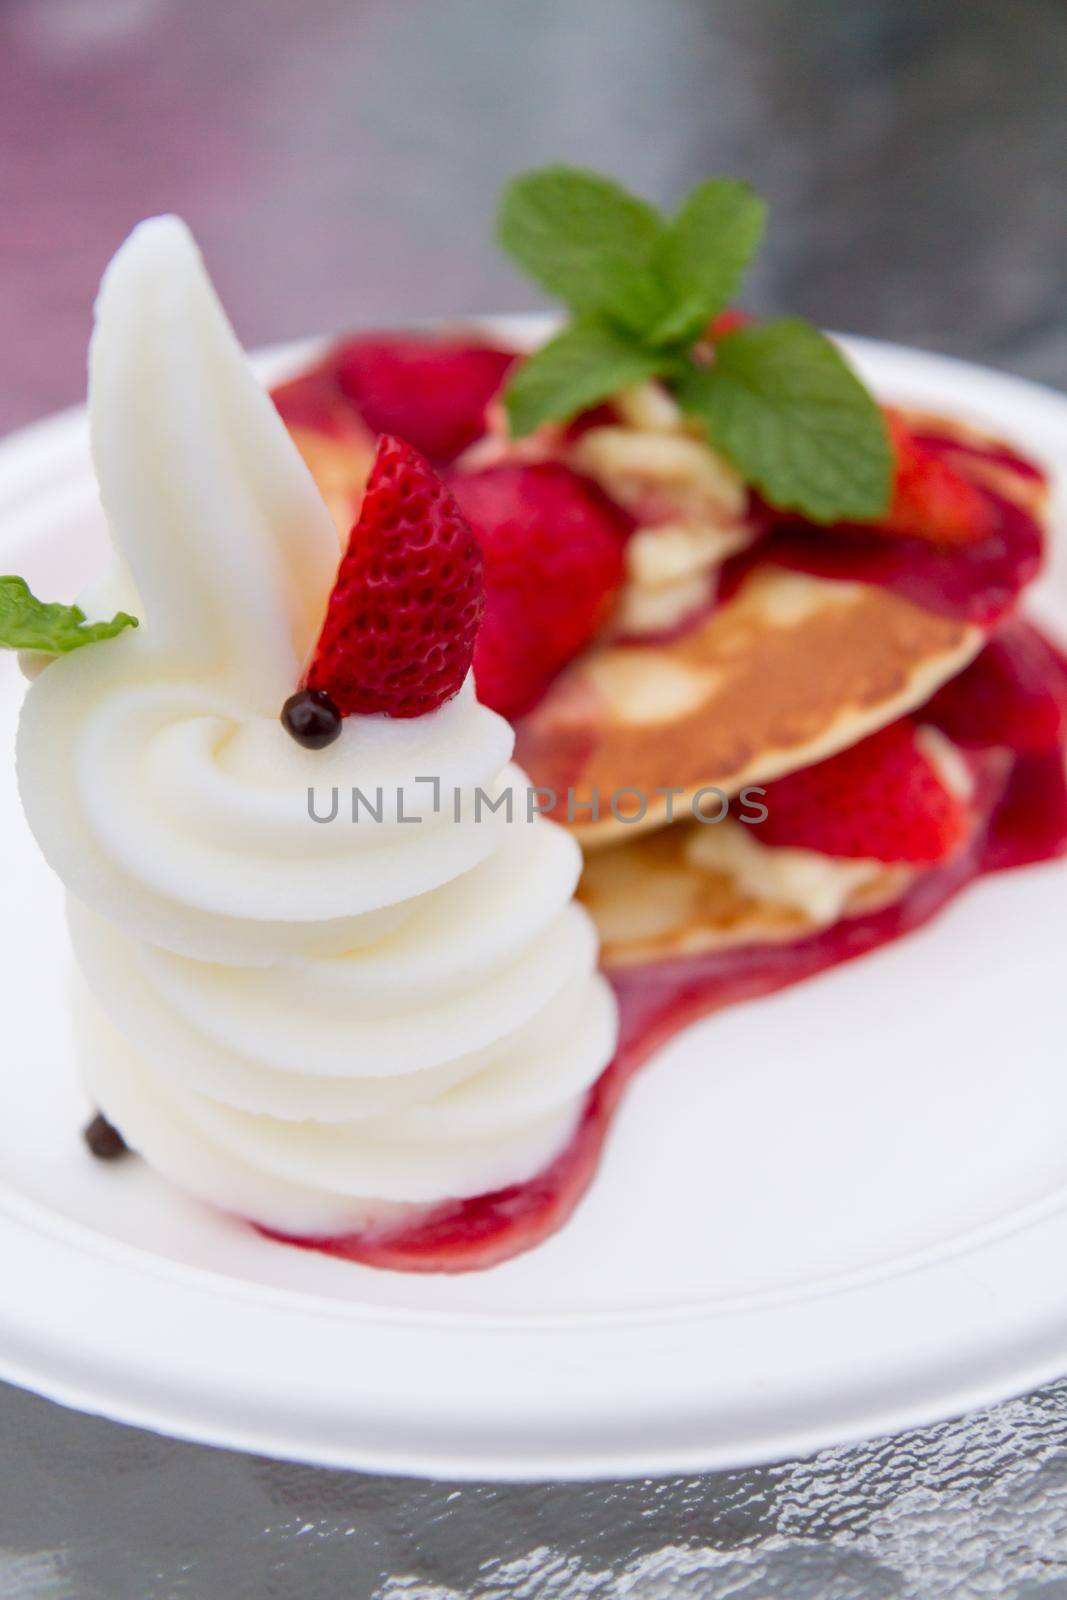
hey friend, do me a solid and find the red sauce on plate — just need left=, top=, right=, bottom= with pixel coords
left=262, top=621, right=1067, bottom=1273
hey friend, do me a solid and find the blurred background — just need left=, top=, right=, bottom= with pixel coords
left=5, top=2, right=1067, bottom=1595
left=3, top=0, right=1067, bottom=435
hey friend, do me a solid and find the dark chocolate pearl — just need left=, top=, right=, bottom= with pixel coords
left=281, top=688, right=342, bottom=749
left=84, top=1112, right=128, bottom=1162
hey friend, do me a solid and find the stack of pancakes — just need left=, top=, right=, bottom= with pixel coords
left=515, top=415, right=1047, bottom=965
left=280, top=372, right=1048, bottom=973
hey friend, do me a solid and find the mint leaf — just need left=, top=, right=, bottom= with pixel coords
left=496, top=167, right=891, bottom=514
left=497, top=166, right=667, bottom=335
left=0, top=576, right=137, bottom=654
left=676, top=320, right=893, bottom=522
left=503, top=317, right=665, bottom=438
left=649, top=179, right=766, bottom=347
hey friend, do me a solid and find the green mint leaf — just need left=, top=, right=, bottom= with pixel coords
left=648, top=179, right=767, bottom=347
left=675, top=320, right=893, bottom=522
left=497, top=165, right=668, bottom=335
left=0, top=576, right=138, bottom=655
left=503, top=317, right=666, bottom=438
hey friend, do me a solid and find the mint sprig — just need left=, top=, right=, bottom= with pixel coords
left=497, top=166, right=892, bottom=523
left=0, top=576, right=137, bottom=655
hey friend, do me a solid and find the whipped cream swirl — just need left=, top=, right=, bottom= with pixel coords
left=17, top=218, right=617, bottom=1235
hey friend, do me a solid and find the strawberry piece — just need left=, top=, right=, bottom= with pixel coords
left=331, top=336, right=516, bottom=465
left=706, top=308, right=755, bottom=340
left=448, top=463, right=629, bottom=720
left=878, top=411, right=993, bottom=546
left=754, top=719, right=968, bottom=863
left=271, top=367, right=367, bottom=440
left=306, top=436, right=483, bottom=718
left=924, top=622, right=1067, bottom=754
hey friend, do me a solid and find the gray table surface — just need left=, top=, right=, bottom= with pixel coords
left=4, top=1, right=1067, bottom=1594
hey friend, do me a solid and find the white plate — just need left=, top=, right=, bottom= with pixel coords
left=2, top=326, right=1067, bottom=1481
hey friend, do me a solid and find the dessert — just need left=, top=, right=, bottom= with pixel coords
left=5, top=166, right=1066, bottom=1274
left=10, top=215, right=616, bottom=1260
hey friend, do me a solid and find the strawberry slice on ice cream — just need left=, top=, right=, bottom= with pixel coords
left=306, top=435, right=484, bottom=718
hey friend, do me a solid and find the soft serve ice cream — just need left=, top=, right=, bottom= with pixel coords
left=15, top=217, right=617, bottom=1240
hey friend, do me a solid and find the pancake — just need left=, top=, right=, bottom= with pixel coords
left=279, top=374, right=1048, bottom=970
left=578, top=815, right=913, bottom=968
left=514, top=565, right=983, bottom=847
left=514, top=410, right=1047, bottom=848
left=517, top=409, right=1047, bottom=965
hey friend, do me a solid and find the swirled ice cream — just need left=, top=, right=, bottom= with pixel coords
left=16, top=217, right=617, bottom=1236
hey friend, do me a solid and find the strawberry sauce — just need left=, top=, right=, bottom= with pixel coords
left=723, top=434, right=1047, bottom=629
left=263, top=620, right=1067, bottom=1274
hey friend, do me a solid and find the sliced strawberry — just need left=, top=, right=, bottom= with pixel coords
left=753, top=719, right=969, bottom=863
left=877, top=411, right=993, bottom=546
left=924, top=622, right=1067, bottom=754
left=306, top=436, right=483, bottom=718
left=271, top=367, right=367, bottom=440
left=328, top=335, right=516, bottom=466
left=448, top=463, right=630, bottom=720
